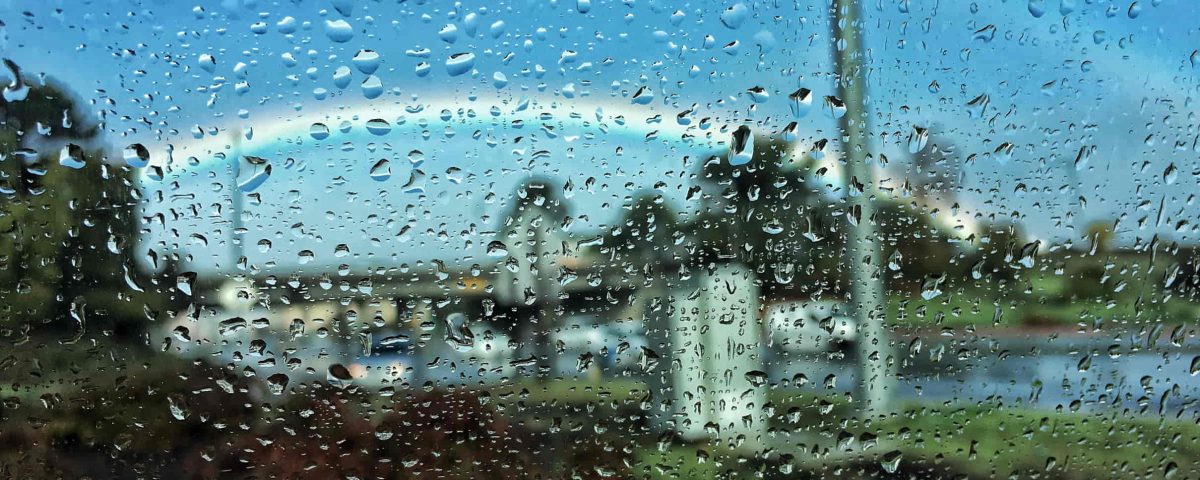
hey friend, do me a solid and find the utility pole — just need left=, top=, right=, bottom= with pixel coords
left=830, top=0, right=893, bottom=416
left=229, top=132, right=245, bottom=270
left=535, top=221, right=557, bottom=383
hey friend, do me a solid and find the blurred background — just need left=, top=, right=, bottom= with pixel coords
left=2, top=0, right=1200, bottom=478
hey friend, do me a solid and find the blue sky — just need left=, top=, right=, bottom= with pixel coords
left=2, top=0, right=1199, bottom=273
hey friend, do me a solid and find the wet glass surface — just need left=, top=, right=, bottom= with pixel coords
left=2, top=0, right=1200, bottom=478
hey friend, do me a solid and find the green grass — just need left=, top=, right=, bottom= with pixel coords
left=623, top=395, right=1200, bottom=479
left=886, top=287, right=1200, bottom=329
left=473, top=379, right=1200, bottom=479
left=864, top=403, right=1200, bottom=479
left=633, top=445, right=721, bottom=480
left=475, top=377, right=646, bottom=411
left=886, top=289, right=1019, bottom=328
left=702, top=388, right=1200, bottom=479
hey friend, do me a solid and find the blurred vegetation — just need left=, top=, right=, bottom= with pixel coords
left=642, top=402, right=1200, bottom=480
left=861, top=403, right=1200, bottom=480
left=5, top=332, right=1194, bottom=477
left=1, top=352, right=636, bottom=479
left=688, top=135, right=846, bottom=297
left=601, top=192, right=684, bottom=266
left=467, top=382, right=1200, bottom=480
left=0, top=73, right=170, bottom=346
left=588, top=133, right=1200, bottom=332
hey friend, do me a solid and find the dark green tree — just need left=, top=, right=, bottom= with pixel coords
left=492, top=176, right=572, bottom=379
left=0, top=71, right=153, bottom=343
left=688, top=135, right=844, bottom=295
left=875, top=200, right=961, bottom=289
left=600, top=191, right=682, bottom=265
left=907, top=124, right=961, bottom=204
left=966, top=221, right=1028, bottom=285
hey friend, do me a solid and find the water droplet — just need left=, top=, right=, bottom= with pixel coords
left=487, top=240, right=509, bottom=256
left=402, top=168, right=427, bottom=193
left=238, top=163, right=272, bottom=192
left=333, top=66, right=353, bottom=89
left=369, top=159, right=391, bottom=181
left=277, top=16, right=297, bottom=34
left=973, top=24, right=997, bottom=42
left=1016, top=240, right=1040, bottom=268
left=631, top=86, right=654, bottom=105
left=365, top=118, right=392, bottom=135
left=746, top=86, right=769, bottom=103
left=167, top=394, right=190, bottom=421
left=59, top=143, right=85, bottom=169
left=361, top=75, right=383, bottom=99
left=823, top=95, right=847, bottom=119
left=921, top=275, right=944, bottom=300
left=721, top=3, right=749, bottom=29
left=407, top=149, right=426, bottom=165
left=437, top=24, right=459, bottom=45
left=487, top=20, right=506, bottom=38
left=352, top=49, right=381, bottom=74
left=445, top=52, right=476, bottom=76
left=123, top=144, right=150, bottom=168
left=176, top=272, right=197, bottom=296
left=1164, top=163, right=1178, bottom=184
left=967, top=93, right=990, bottom=118
left=198, top=53, right=217, bottom=73
left=744, top=370, right=768, bottom=387
left=1165, top=462, right=1180, bottom=479
left=462, top=12, right=480, bottom=37
left=327, top=364, right=354, bottom=388
left=217, top=318, right=248, bottom=338
left=1073, top=145, right=1093, bottom=171
left=309, top=123, right=330, bottom=140
left=728, top=125, right=753, bottom=166
left=781, top=121, right=799, bottom=142
left=908, top=125, right=929, bottom=154
left=1077, top=354, right=1092, bottom=372
left=994, top=142, right=1014, bottom=164
left=887, top=249, right=903, bottom=271
left=324, top=19, right=354, bottom=43
left=1127, top=1, right=1141, bottom=18
left=881, top=450, right=903, bottom=474
left=1028, top=0, right=1046, bottom=17
left=788, top=88, right=812, bottom=118
left=266, top=373, right=290, bottom=395
left=172, top=326, right=191, bottom=342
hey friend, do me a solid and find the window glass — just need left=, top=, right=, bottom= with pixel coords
left=2, top=0, right=1199, bottom=478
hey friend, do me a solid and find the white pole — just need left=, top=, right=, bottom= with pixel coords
left=830, top=0, right=893, bottom=416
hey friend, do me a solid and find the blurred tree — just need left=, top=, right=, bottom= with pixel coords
left=0, top=72, right=152, bottom=343
left=1083, top=220, right=1115, bottom=255
left=875, top=200, right=960, bottom=289
left=492, top=176, right=572, bottom=378
left=600, top=191, right=682, bottom=265
left=494, top=176, right=571, bottom=305
left=1051, top=220, right=1118, bottom=300
left=689, top=135, right=844, bottom=295
left=907, top=124, right=961, bottom=204
left=966, top=221, right=1027, bottom=284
